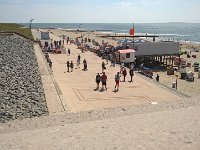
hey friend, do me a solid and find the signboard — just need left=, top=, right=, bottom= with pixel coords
left=41, top=32, right=50, bottom=40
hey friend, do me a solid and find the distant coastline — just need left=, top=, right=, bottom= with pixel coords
left=20, top=23, right=200, bottom=43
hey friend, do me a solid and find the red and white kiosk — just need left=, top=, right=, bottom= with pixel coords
left=116, top=49, right=136, bottom=63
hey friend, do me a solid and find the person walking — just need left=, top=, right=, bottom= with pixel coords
left=115, top=72, right=120, bottom=91
left=83, top=59, right=87, bottom=71
left=101, top=72, right=107, bottom=90
left=122, top=68, right=127, bottom=82
left=76, top=57, right=80, bottom=69
left=106, top=55, right=109, bottom=65
left=130, top=63, right=135, bottom=70
left=70, top=61, right=74, bottom=72
left=156, top=74, right=160, bottom=82
left=101, top=61, right=106, bottom=73
left=129, top=69, right=134, bottom=82
left=67, top=61, right=70, bottom=72
left=95, top=73, right=101, bottom=89
left=120, top=63, right=124, bottom=74
left=113, top=58, right=116, bottom=67
left=67, top=37, right=69, bottom=45
left=68, top=48, right=71, bottom=55
left=78, top=54, right=81, bottom=61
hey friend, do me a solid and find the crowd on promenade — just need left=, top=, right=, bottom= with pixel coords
left=40, top=34, right=160, bottom=93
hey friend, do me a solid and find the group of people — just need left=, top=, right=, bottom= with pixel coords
left=114, top=67, right=134, bottom=91
left=96, top=62, right=135, bottom=92
left=95, top=72, right=107, bottom=90
left=66, top=54, right=88, bottom=72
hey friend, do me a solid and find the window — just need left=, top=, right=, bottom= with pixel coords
left=126, top=53, right=130, bottom=58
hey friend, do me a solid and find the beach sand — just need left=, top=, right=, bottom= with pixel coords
left=155, top=43, right=200, bottom=97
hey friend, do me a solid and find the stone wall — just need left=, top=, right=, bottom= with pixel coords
left=0, top=34, right=48, bottom=123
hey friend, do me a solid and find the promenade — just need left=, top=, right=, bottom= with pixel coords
left=32, top=29, right=181, bottom=113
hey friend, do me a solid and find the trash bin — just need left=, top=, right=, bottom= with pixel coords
left=172, top=82, right=176, bottom=88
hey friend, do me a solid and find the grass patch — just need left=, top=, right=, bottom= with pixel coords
left=0, top=23, right=34, bottom=40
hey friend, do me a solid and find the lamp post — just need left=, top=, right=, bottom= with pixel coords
left=29, top=18, right=34, bottom=29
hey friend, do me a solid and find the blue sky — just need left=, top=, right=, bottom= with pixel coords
left=0, top=0, right=199, bottom=23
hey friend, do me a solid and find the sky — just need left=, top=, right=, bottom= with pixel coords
left=0, top=0, right=200, bottom=23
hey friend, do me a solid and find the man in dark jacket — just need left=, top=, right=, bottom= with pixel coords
left=122, top=68, right=127, bottom=82
left=129, top=69, right=134, bottom=82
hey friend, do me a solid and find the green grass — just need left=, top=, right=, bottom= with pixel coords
left=0, top=23, right=34, bottom=40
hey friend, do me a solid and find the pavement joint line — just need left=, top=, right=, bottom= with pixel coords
left=73, top=88, right=153, bottom=102
left=73, top=88, right=84, bottom=101
left=144, top=96, right=155, bottom=103
left=84, top=96, right=150, bottom=101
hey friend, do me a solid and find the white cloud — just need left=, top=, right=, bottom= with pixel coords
left=118, top=1, right=133, bottom=7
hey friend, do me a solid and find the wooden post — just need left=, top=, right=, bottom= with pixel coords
left=175, top=75, right=178, bottom=89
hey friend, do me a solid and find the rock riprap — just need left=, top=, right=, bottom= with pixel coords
left=0, top=34, right=48, bottom=123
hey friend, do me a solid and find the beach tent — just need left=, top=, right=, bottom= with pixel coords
left=116, top=49, right=135, bottom=63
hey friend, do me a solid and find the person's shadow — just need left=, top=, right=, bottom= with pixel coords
left=93, top=88, right=99, bottom=91
left=99, top=88, right=105, bottom=92
left=112, top=89, right=118, bottom=93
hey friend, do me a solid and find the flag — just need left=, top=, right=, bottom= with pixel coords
left=129, top=28, right=134, bottom=35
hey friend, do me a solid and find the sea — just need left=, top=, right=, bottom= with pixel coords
left=21, top=23, right=200, bottom=43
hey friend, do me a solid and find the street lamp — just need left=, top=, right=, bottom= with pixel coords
left=29, top=18, right=34, bottom=29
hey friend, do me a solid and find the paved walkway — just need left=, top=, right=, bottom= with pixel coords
left=33, top=43, right=64, bottom=113
left=32, top=29, right=181, bottom=113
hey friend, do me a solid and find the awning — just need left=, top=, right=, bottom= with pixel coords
left=118, top=49, right=135, bottom=54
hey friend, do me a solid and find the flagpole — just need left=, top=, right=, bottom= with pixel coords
left=132, top=22, right=134, bottom=49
